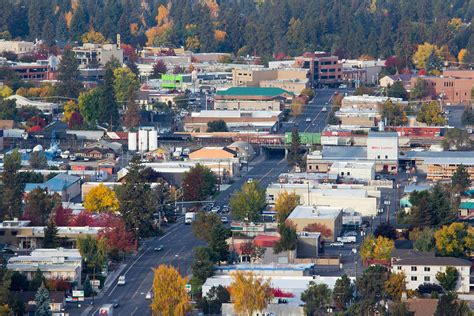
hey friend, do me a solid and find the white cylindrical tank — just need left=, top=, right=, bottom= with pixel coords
left=149, top=130, right=158, bottom=151
left=128, top=132, right=137, bottom=151
left=138, top=130, right=148, bottom=152
left=378, top=121, right=384, bottom=132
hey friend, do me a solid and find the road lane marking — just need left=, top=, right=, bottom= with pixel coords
left=258, top=168, right=274, bottom=182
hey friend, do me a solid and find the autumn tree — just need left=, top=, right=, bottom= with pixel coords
left=84, top=183, right=119, bottom=213
left=150, top=60, right=168, bottom=79
left=333, top=275, right=353, bottom=310
left=436, top=267, right=459, bottom=292
left=417, top=101, right=445, bottom=126
left=230, top=181, right=266, bottom=222
left=97, top=213, right=135, bottom=257
left=380, top=101, right=407, bottom=126
left=151, top=265, right=190, bottom=316
left=81, top=27, right=106, bottom=44
left=374, top=222, right=397, bottom=240
left=412, top=43, right=443, bottom=70
left=228, top=271, right=272, bottom=316
left=434, top=223, right=474, bottom=257
left=303, top=223, right=333, bottom=239
left=384, top=272, right=406, bottom=301
left=62, top=100, right=80, bottom=124
left=113, top=66, right=140, bottom=106
left=23, top=188, right=60, bottom=226
left=442, top=128, right=472, bottom=151
left=360, top=234, right=394, bottom=262
left=56, top=47, right=82, bottom=99
left=53, top=205, right=72, bottom=226
left=182, top=164, right=217, bottom=202
left=301, top=282, right=332, bottom=316
left=275, top=191, right=299, bottom=223
left=192, top=212, right=221, bottom=242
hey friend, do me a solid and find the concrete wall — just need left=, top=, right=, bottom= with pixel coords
left=214, top=100, right=282, bottom=111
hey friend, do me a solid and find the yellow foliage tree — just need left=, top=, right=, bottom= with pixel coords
left=84, top=184, right=119, bottom=213
left=65, top=11, right=74, bottom=28
left=384, top=272, right=406, bottom=301
left=214, top=30, right=226, bottom=42
left=291, top=100, right=303, bottom=116
left=185, top=36, right=201, bottom=51
left=130, top=23, right=139, bottom=36
left=360, top=235, right=394, bottom=262
left=458, top=48, right=467, bottom=63
left=201, top=0, right=219, bottom=18
left=434, top=222, right=474, bottom=257
left=229, top=271, right=273, bottom=316
left=62, top=100, right=79, bottom=123
left=151, top=265, right=190, bottom=316
left=412, top=42, right=443, bottom=69
left=0, top=85, right=13, bottom=98
left=82, top=28, right=106, bottom=44
left=156, top=5, right=170, bottom=26
left=275, top=191, right=299, bottom=223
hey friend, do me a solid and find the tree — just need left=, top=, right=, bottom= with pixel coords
left=303, top=223, right=333, bottom=239
left=301, top=282, right=332, bottom=316
left=434, top=222, right=474, bottom=257
left=286, top=128, right=305, bottom=169
left=384, top=272, right=406, bottom=301
left=56, top=47, right=82, bottom=99
left=81, top=27, right=106, bottom=44
left=29, top=151, right=48, bottom=169
left=374, top=222, right=397, bottom=240
left=62, top=100, right=79, bottom=123
left=357, top=265, right=387, bottom=303
left=209, top=224, right=231, bottom=263
left=380, top=101, right=408, bottom=126
left=150, top=60, right=167, bottom=79
left=192, top=212, right=221, bottom=242
left=83, top=274, right=93, bottom=297
left=191, top=246, right=214, bottom=283
left=230, top=181, right=266, bottom=222
left=174, top=94, right=189, bottom=110
left=0, top=85, right=12, bottom=98
left=411, top=228, right=435, bottom=252
left=123, top=95, right=141, bottom=131
left=461, top=109, right=474, bottom=126
left=28, top=269, right=44, bottom=292
left=77, top=236, right=107, bottom=274
left=43, top=216, right=59, bottom=248
left=442, top=128, right=472, bottom=151
left=22, top=188, right=59, bottom=226
left=452, top=165, right=471, bottom=197
left=417, top=101, right=445, bottom=126
left=300, top=88, right=314, bottom=99
left=207, top=120, right=228, bottom=132
left=426, top=49, right=443, bottom=74
left=435, top=292, right=470, bottom=316
left=410, top=78, right=429, bottom=100
left=333, top=275, right=353, bottom=310
left=182, top=164, right=217, bottom=202
left=273, top=222, right=297, bottom=254
left=412, top=43, right=443, bottom=70
left=360, top=235, right=394, bottom=262
left=228, top=271, right=272, bottom=316
left=417, top=283, right=443, bottom=295
left=275, top=191, right=299, bottom=223
left=1, top=150, right=24, bottom=220
left=34, top=282, right=51, bottom=316
left=84, top=183, right=119, bottom=213
left=151, top=265, right=190, bottom=316
left=436, top=267, right=459, bottom=292
left=78, top=89, right=101, bottom=126
left=0, top=99, right=18, bottom=120
left=198, top=285, right=230, bottom=315
left=0, top=265, right=11, bottom=312
left=96, top=213, right=135, bottom=256
left=387, top=81, right=408, bottom=100
left=113, top=67, right=140, bottom=106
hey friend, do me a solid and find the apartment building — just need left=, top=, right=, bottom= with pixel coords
left=0, top=40, right=34, bottom=54
left=392, top=257, right=471, bottom=293
left=73, top=43, right=123, bottom=67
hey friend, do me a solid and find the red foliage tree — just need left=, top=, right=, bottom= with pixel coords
left=120, top=44, right=137, bottom=60
left=384, top=55, right=403, bottom=70
left=27, top=125, right=42, bottom=133
left=68, top=111, right=83, bottom=129
left=46, top=277, right=71, bottom=291
left=272, top=288, right=294, bottom=298
left=274, top=52, right=287, bottom=60
left=240, top=241, right=256, bottom=256
left=97, top=213, right=135, bottom=254
left=69, top=211, right=95, bottom=227
left=54, top=205, right=73, bottom=226
left=303, top=223, right=333, bottom=239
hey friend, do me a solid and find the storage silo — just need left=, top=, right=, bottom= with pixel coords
left=128, top=132, right=137, bottom=151
left=138, top=130, right=148, bottom=152
left=149, top=130, right=158, bottom=151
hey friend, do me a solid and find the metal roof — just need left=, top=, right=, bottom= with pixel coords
left=216, top=86, right=294, bottom=97
left=321, top=146, right=367, bottom=160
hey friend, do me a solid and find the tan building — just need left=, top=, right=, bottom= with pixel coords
left=0, top=40, right=34, bottom=54
left=232, top=68, right=309, bottom=94
left=287, top=206, right=343, bottom=241
left=341, top=95, right=406, bottom=111
left=189, top=146, right=237, bottom=160
left=379, top=74, right=416, bottom=89
left=335, top=108, right=380, bottom=127
left=73, top=43, right=124, bottom=67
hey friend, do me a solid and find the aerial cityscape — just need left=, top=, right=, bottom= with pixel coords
left=0, top=0, right=474, bottom=315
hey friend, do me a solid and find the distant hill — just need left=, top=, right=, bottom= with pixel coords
left=1, top=0, right=474, bottom=64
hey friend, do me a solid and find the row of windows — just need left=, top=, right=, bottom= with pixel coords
left=411, top=276, right=431, bottom=282
left=443, top=82, right=454, bottom=87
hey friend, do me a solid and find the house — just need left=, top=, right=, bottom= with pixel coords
left=25, top=174, right=81, bottom=202
left=75, top=147, right=116, bottom=160
left=459, top=200, right=474, bottom=218
left=404, top=298, right=438, bottom=316
left=287, top=206, right=343, bottom=241
left=391, top=257, right=471, bottom=293
left=7, top=248, right=83, bottom=285
left=11, top=291, right=66, bottom=316
left=379, top=74, right=416, bottom=89
left=188, top=146, right=237, bottom=160
left=342, top=59, right=385, bottom=86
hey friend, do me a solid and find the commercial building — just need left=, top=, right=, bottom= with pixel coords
left=328, top=161, right=375, bottom=181
left=409, top=75, right=474, bottom=105
left=184, top=110, right=283, bottom=133
left=214, top=87, right=293, bottom=111
left=25, top=173, right=81, bottom=202
left=232, top=68, right=309, bottom=94
left=391, top=257, right=471, bottom=293
left=334, top=108, right=380, bottom=127
left=7, top=61, right=52, bottom=82
left=341, top=59, right=385, bottom=86
left=73, top=43, right=123, bottom=67
left=0, top=40, right=34, bottom=54
left=341, top=95, right=406, bottom=111
left=295, top=52, right=342, bottom=87
left=379, top=74, right=416, bottom=89
left=7, top=248, right=83, bottom=285
left=287, top=206, right=343, bottom=241
left=7, top=95, right=58, bottom=113
left=366, top=132, right=399, bottom=161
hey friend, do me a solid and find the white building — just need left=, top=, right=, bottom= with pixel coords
left=328, top=161, right=375, bottom=181
left=7, top=248, right=83, bottom=285
left=7, top=95, right=58, bottom=114
left=366, top=132, right=398, bottom=161
left=73, top=43, right=123, bottom=67
left=341, top=95, right=406, bottom=110
left=392, top=257, right=471, bottom=293
left=0, top=40, right=34, bottom=54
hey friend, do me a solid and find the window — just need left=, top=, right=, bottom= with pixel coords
left=411, top=266, right=417, bottom=271
left=377, top=155, right=380, bottom=159
left=424, top=267, right=430, bottom=272
left=347, top=172, right=351, bottom=176
left=411, top=276, right=417, bottom=281
left=385, top=155, right=388, bottom=159
left=424, top=276, right=430, bottom=282
left=309, top=165, right=312, bottom=170
left=397, top=266, right=402, bottom=270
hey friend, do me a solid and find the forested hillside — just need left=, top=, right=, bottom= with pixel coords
left=1, top=0, right=474, bottom=62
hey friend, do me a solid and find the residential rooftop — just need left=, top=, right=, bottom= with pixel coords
left=394, top=257, right=471, bottom=266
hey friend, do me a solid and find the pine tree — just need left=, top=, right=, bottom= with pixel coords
left=43, top=216, right=59, bottom=249
left=55, top=13, right=69, bottom=41
left=56, top=48, right=82, bottom=99
left=83, top=274, right=93, bottom=297
left=1, top=150, right=24, bottom=220
left=286, top=128, right=305, bottom=170
left=452, top=165, right=471, bottom=196
left=123, top=92, right=141, bottom=131
left=35, top=282, right=52, bottom=316
left=41, top=18, right=55, bottom=47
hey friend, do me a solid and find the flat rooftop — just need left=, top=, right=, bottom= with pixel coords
left=402, top=150, right=474, bottom=165
left=330, top=161, right=375, bottom=169
left=288, top=206, right=342, bottom=220
left=191, top=110, right=282, bottom=118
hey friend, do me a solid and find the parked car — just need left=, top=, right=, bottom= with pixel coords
left=329, top=242, right=344, bottom=247
left=154, top=245, right=163, bottom=251
left=146, top=291, right=153, bottom=300
left=112, top=300, right=119, bottom=308
left=221, top=216, right=228, bottom=224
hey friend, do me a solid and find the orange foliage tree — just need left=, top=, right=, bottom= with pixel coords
left=229, top=271, right=273, bottom=316
left=151, top=265, right=190, bottom=316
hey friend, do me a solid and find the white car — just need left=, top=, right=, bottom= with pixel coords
left=322, top=107, right=327, bottom=112
left=329, top=242, right=344, bottom=247
left=117, top=275, right=126, bottom=285
left=305, top=117, right=311, bottom=122
left=221, top=216, right=228, bottom=224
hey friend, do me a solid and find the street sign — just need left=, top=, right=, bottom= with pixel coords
left=72, top=290, right=84, bottom=301
left=185, top=284, right=192, bottom=293
left=384, top=200, right=391, bottom=205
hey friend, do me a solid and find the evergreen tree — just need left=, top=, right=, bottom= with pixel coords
left=208, top=224, right=230, bottom=263
left=333, top=275, right=353, bottom=310
left=1, top=150, right=24, bottom=220
left=56, top=48, right=82, bottom=99
left=410, top=194, right=433, bottom=228
left=83, top=274, right=93, bottom=297
left=55, top=13, right=69, bottom=41
left=43, top=216, right=59, bottom=249
left=426, top=49, right=443, bottom=73
left=123, top=92, right=141, bottom=131
left=287, top=128, right=305, bottom=170
left=191, top=247, right=214, bottom=283
left=29, top=269, right=44, bottom=291
left=34, top=282, right=52, bottom=316
left=97, top=66, right=119, bottom=128
left=451, top=165, right=471, bottom=197
left=41, top=18, right=55, bottom=47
